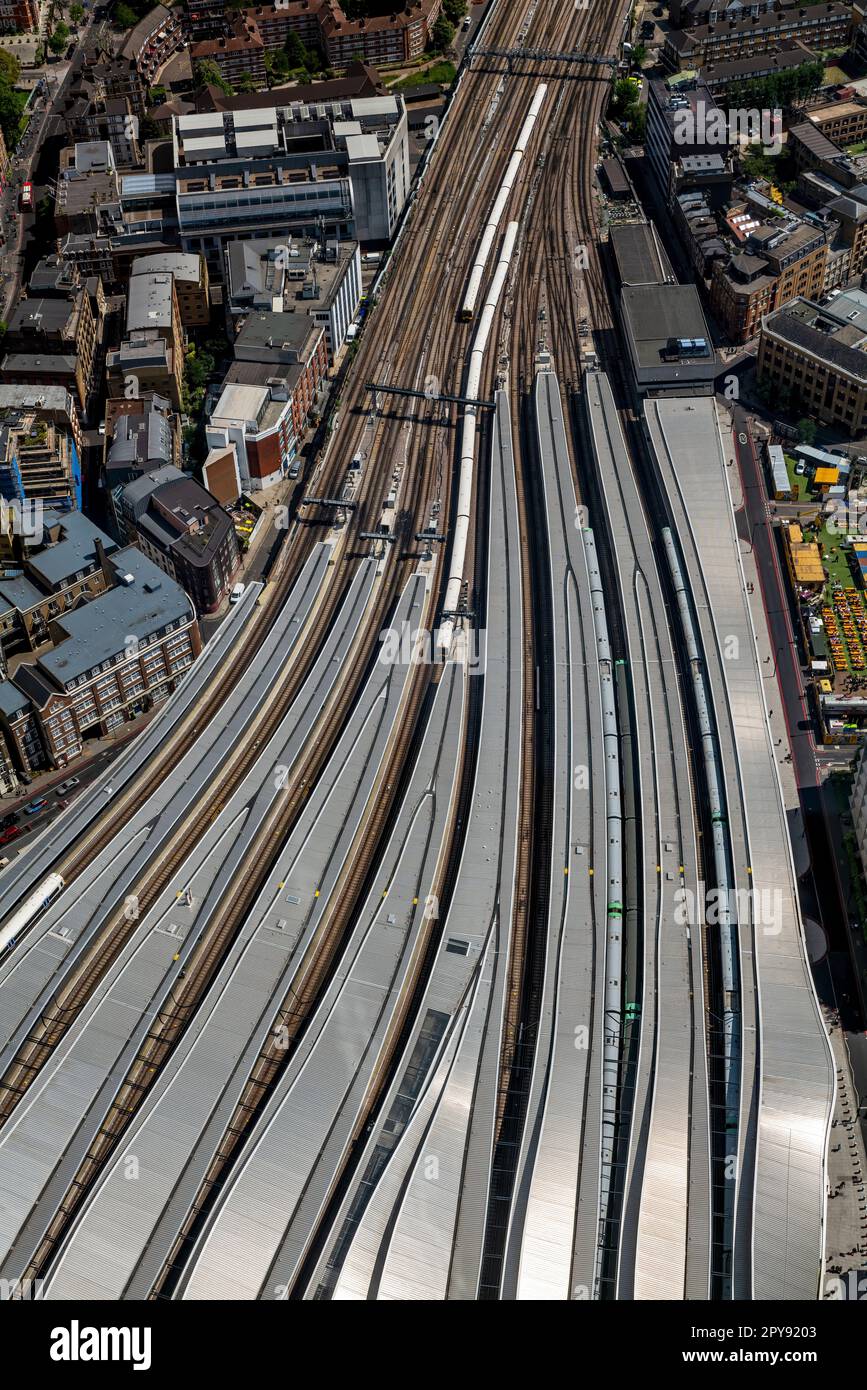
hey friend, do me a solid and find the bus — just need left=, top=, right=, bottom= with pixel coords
left=19, top=181, right=32, bottom=211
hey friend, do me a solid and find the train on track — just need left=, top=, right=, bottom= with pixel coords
left=0, top=872, right=65, bottom=956
left=458, top=84, right=547, bottom=324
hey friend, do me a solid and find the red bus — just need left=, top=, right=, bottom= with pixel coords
left=19, top=181, right=32, bottom=211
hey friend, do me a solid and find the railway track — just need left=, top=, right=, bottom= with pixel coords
left=0, top=0, right=618, bottom=1298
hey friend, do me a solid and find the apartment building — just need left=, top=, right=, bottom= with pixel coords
left=231, top=310, right=327, bottom=433
left=0, top=408, right=82, bottom=513
left=106, top=270, right=185, bottom=410
left=191, top=24, right=268, bottom=87
left=184, top=0, right=443, bottom=65
left=0, top=0, right=40, bottom=33
left=2, top=546, right=200, bottom=771
left=0, top=510, right=116, bottom=659
left=2, top=288, right=99, bottom=413
left=710, top=216, right=829, bottom=342
left=700, top=41, right=817, bottom=92
left=664, top=3, right=852, bottom=70
left=106, top=333, right=183, bottom=412
left=757, top=291, right=867, bottom=434
left=121, top=4, right=185, bottom=86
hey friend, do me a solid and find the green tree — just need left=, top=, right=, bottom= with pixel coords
left=266, top=49, right=291, bottom=85
left=194, top=59, right=234, bottom=96
left=236, top=71, right=258, bottom=92
left=48, top=30, right=67, bottom=55
left=113, top=3, right=138, bottom=28
left=797, top=418, right=818, bottom=445
left=431, top=15, right=455, bottom=50
left=0, top=49, right=20, bottom=87
left=69, top=3, right=84, bottom=20
left=285, top=31, right=307, bottom=68
left=442, top=0, right=467, bottom=21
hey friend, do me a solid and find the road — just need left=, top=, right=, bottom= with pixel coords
left=0, top=14, right=100, bottom=317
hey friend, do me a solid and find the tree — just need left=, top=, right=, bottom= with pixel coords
left=442, top=0, right=467, bottom=20
left=236, top=71, right=259, bottom=93
left=431, top=16, right=455, bottom=50
left=797, top=418, right=818, bottom=445
left=285, top=31, right=307, bottom=69
left=69, top=3, right=84, bottom=20
left=48, top=30, right=67, bottom=55
left=0, top=49, right=20, bottom=87
left=113, top=4, right=138, bottom=28
left=194, top=59, right=234, bottom=96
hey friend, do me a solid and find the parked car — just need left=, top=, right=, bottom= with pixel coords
left=0, top=811, right=18, bottom=830
left=24, top=798, right=47, bottom=815
left=55, top=777, right=80, bottom=796
left=0, top=825, right=23, bottom=844
left=230, top=582, right=246, bottom=604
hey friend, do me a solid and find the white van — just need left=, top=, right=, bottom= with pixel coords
left=230, top=582, right=246, bottom=604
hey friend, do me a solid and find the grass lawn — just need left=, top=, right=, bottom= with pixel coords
left=823, top=64, right=849, bottom=86
left=816, top=524, right=855, bottom=593
left=392, top=61, right=456, bottom=90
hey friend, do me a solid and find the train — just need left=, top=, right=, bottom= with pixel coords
left=0, top=872, right=65, bottom=956
left=458, top=84, right=547, bottom=323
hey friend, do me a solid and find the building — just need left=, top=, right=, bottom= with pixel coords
left=610, top=220, right=717, bottom=394
left=206, top=380, right=296, bottom=491
left=0, top=385, right=81, bottom=464
left=787, top=121, right=863, bottom=190
left=4, top=546, right=200, bottom=770
left=808, top=101, right=867, bottom=150
left=644, top=75, right=731, bottom=211
left=106, top=332, right=183, bottom=412
left=757, top=291, right=867, bottom=435
left=0, top=0, right=40, bottom=34
left=669, top=0, right=776, bottom=25
left=850, top=746, right=867, bottom=879
left=121, top=4, right=185, bottom=86
left=663, top=3, right=852, bottom=70
left=224, top=234, right=361, bottom=358
left=118, top=465, right=240, bottom=614
left=104, top=394, right=178, bottom=538
left=231, top=310, right=327, bottom=433
left=191, top=23, right=268, bottom=88
left=0, top=509, right=117, bottom=658
left=185, top=0, right=443, bottom=65
left=2, top=289, right=99, bottom=413
left=700, top=40, right=816, bottom=91
left=710, top=216, right=829, bottom=343
left=0, top=408, right=81, bottom=512
left=131, top=252, right=211, bottom=328
left=205, top=307, right=327, bottom=491
left=171, top=96, right=410, bottom=273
